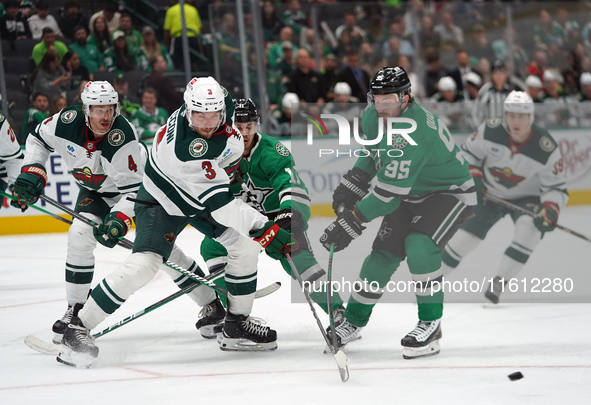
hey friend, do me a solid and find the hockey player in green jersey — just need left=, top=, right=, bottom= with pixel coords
left=441, top=91, right=568, bottom=304
left=320, top=67, right=476, bottom=359
left=130, top=87, right=169, bottom=142
left=56, top=77, right=294, bottom=367
left=196, top=98, right=344, bottom=339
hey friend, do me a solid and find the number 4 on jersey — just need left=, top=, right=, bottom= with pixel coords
left=128, top=155, right=138, bottom=172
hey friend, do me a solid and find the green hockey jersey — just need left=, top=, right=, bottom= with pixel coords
left=232, top=132, right=311, bottom=221
left=354, top=103, right=476, bottom=222
left=130, top=106, right=169, bottom=141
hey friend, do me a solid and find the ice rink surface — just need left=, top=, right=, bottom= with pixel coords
left=2, top=206, right=591, bottom=404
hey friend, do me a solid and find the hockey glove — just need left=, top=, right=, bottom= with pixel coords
left=274, top=208, right=303, bottom=232
left=320, top=209, right=366, bottom=252
left=251, top=220, right=298, bottom=260
left=274, top=209, right=304, bottom=255
left=469, top=166, right=487, bottom=206
left=332, top=168, right=370, bottom=215
left=9, top=190, right=28, bottom=212
left=11, top=164, right=48, bottom=210
left=533, top=202, right=559, bottom=233
left=93, top=211, right=132, bottom=248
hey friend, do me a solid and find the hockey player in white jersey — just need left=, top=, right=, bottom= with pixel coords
left=441, top=91, right=568, bottom=303
left=56, top=77, right=294, bottom=367
left=0, top=113, right=24, bottom=207
left=10, top=81, right=221, bottom=347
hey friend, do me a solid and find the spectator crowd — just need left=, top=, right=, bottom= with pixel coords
left=3, top=0, right=591, bottom=139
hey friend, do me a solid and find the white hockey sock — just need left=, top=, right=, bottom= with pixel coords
left=79, top=252, right=162, bottom=330
left=497, top=216, right=541, bottom=280
left=65, top=214, right=100, bottom=304
left=442, top=229, right=482, bottom=275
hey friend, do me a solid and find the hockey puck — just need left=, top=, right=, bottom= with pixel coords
left=508, top=372, right=524, bottom=381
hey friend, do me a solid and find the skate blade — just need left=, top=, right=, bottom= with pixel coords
left=323, top=336, right=362, bottom=354
left=402, top=340, right=441, bottom=359
left=219, top=337, right=277, bottom=352
left=333, top=350, right=350, bottom=382
left=198, top=323, right=223, bottom=339
left=56, top=346, right=96, bottom=368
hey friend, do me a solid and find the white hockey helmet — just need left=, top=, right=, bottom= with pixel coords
left=503, top=90, right=534, bottom=129
left=438, top=76, right=456, bottom=92
left=580, top=72, right=591, bottom=86
left=184, top=76, right=226, bottom=132
left=334, top=82, right=352, bottom=95
left=282, top=92, right=300, bottom=111
left=525, top=75, right=542, bottom=88
left=81, top=81, right=120, bottom=134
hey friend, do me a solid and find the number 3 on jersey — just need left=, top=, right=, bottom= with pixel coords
left=202, top=161, right=216, bottom=179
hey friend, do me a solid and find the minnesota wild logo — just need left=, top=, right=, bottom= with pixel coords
left=189, top=138, right=208, bottom=158
left=61, top=110, right=77, bottom=124
left=71, top=167, right=107, bottom=190
left=108, top=129, right=125, bottom=146
left=78, top=198, right=94, bottom=206
left=164, top=233, right=176, bottom=244
left=489, top=167, right=525, bottom=189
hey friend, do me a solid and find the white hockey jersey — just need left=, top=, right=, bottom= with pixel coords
left=144, top=105, right=268, bottom=235
left=23, top=105, right=144, bottom=218
left=0, top=113, right=24, bottom=187
left=462, top=118, right=568, bottom=209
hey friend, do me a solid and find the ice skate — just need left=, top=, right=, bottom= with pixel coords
left=52, top=303, right=83, bottom=344
left=195, top=296, right=226, bottom=339
left=401, top=319, right=442, bottom=359
left=56, top=316, right=98, bottom=368
left=220, top=313, right=277, bottom=352
left=326, top=319, right=362, bottom=352
left=485, top=276, right=506, bottom=304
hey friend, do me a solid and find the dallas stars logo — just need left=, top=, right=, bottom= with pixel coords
left=488, top=167, right=525, bottom=189
left=237, top=176, right=274, bottom=209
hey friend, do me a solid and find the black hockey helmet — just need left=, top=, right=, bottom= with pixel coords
left=368, top=66, right=412, bottom=105
left=233, top=98, right=259, bottom=123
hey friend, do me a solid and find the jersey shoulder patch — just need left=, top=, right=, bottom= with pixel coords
left=275, top=142, right=290, bottom=156
left=486, top=117, right=502, bottom=128
left=60, top=109, right=78, bottom=124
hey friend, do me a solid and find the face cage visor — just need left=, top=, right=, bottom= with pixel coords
left=368, top=92, right=404, bottom=110
left=85, top=104, right=118, bottom=135
left=187, top=108, right=226, bottom=132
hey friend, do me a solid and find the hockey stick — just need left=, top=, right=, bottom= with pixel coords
left=483, top=191, right=591, bottom=243
left=285, top=252, right=350, bottom=382
left=37, top=194, right=281, bottom=298
left=24, top=269, right=281, bottom=355
left=0, top=190, right=73, bottom=226
left=326, top=244, right=339, bottom=353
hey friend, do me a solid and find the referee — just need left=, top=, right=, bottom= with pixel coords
left=471, top=60, right=515, bottom=127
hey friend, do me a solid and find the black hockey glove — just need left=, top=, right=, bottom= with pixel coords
left=274, top=208, right=303, bottom=255
left=274, top=208, right=303, bottom=232
left=332, top=168, right=370, bottom=215
left=320, top=210, right=366, bottom=252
